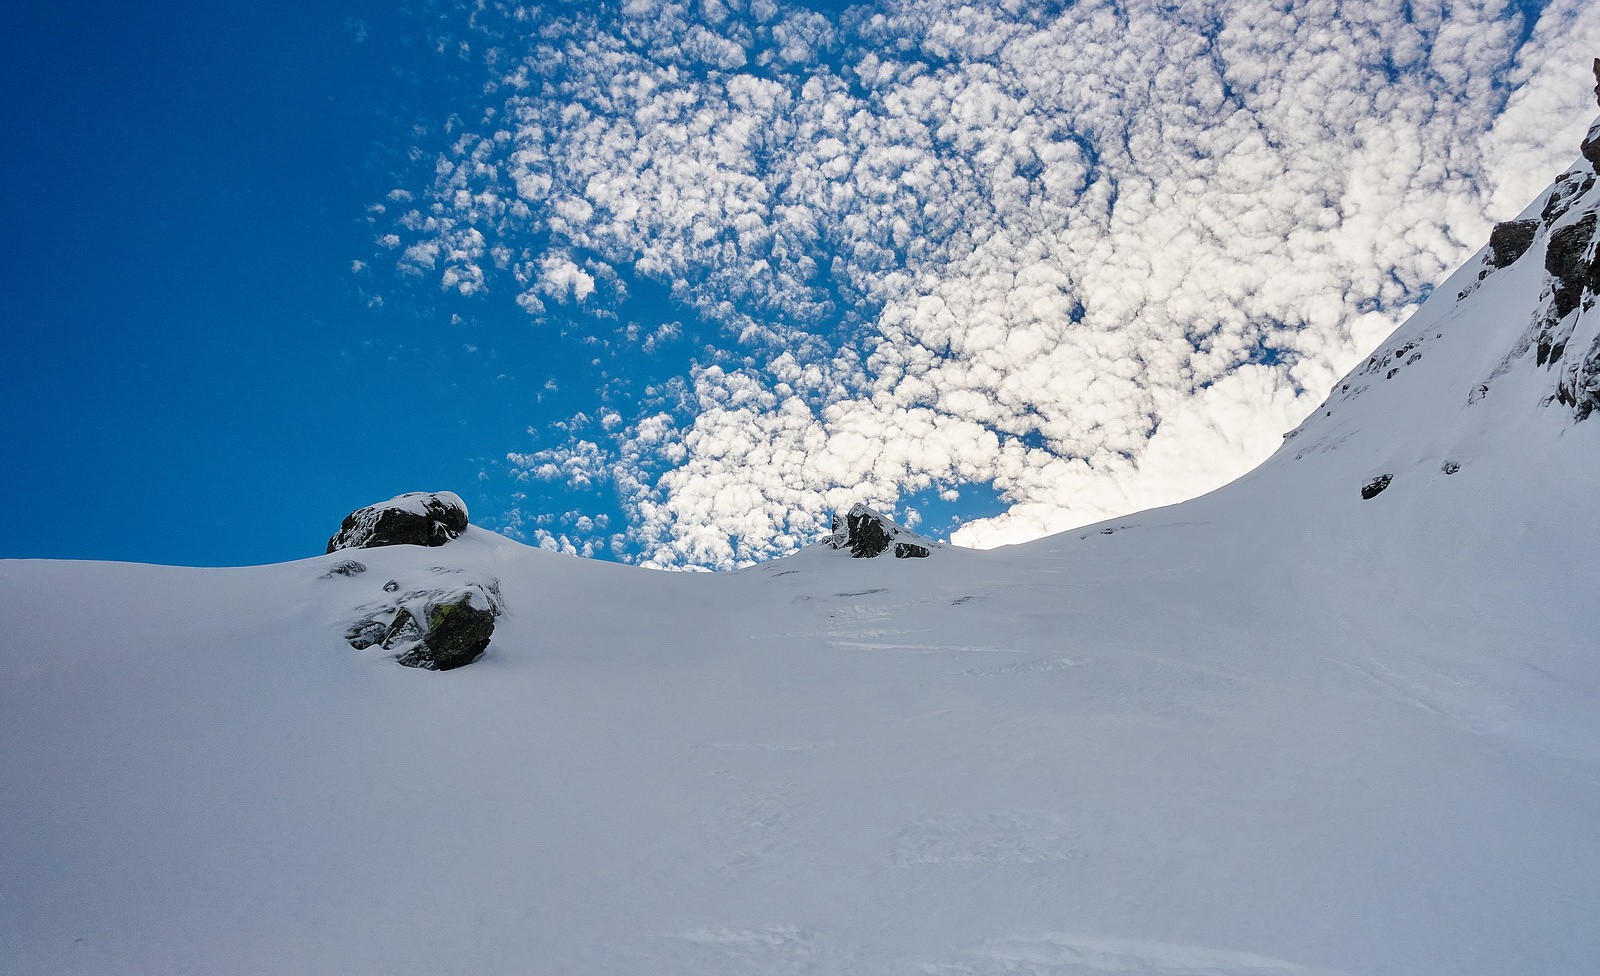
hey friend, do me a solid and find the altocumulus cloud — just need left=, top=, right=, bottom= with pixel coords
left=388, top=0, right=1600, bottom=569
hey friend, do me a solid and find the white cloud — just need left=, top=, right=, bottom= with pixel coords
left=507, top=439, right=609, bottom=490
left=392, top=0, right=1600, bottom=568
left=538, top=253, right=597, bottom=303
left=1480, top=0, right=1600, bottom=217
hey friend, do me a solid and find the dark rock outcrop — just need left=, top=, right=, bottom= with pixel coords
left=1556, top=334, right=1600, bottom=422
left=1542, top=171, right=1596, bottom=225
left=824, top=503, right=935, bottom=558
left=834, top=506, right=893, bottom=557
left=1361, top=474, right=1393, bottom=500
left=1485, top=73, right=1600, bottom=425
left=1466, top=205, right=1572, bottom=300
left=342, top=570, right=503, bottom=671
left=394, top=594, right=497, bottom=671
left=1544, top=212, right=1598, bottom=322
left=1528, top=197, right=1600, bottom=382
left=1485, top=219, right=1539, bottom=271
left=1541, top=170, right=1600, bottom=417
left=327, top=491, right=470, bottom=553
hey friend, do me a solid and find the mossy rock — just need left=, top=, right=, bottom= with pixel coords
left=395, top=594, right=496, bottom=671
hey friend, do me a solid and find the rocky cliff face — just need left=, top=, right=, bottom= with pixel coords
left=1472, top=160, right=1600, bottom=421
left=1356, top=67, right=1600, bottom=430
left=1502, top=63, right=1600, bottom=421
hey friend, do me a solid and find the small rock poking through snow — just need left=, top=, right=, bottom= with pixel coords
left=342, top=567, right=504, bottom=671
left=326, top=491, right=470, bottom=553
left=319, top=559, right=367, bottom=579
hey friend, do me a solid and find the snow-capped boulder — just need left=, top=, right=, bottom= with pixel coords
left=342, top=567, right=503, bottom=671
left=327, top=491, right=470, bottom=553
left=824, top=503, right=936, bottom=558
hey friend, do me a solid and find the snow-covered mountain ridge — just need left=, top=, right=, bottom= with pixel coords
left=5, top=78, right=1600, bottom=976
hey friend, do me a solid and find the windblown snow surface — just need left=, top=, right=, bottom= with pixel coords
left=5, top=161, right=1600, bottom=976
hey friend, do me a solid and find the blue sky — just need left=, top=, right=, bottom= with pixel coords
left=4, top=0, right=1598, bottom=569
left=2, top=2, right=533, bottom=565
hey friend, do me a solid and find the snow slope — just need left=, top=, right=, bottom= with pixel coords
left=4, top=142, right=1600, bottom=976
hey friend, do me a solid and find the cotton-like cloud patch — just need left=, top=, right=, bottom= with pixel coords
left=390, top=0, right=1600, bottom=569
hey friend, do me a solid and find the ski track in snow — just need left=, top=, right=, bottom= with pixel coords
left=891, top=813, right=1088, bottom=867
left=928, top=933, right=1344, bottom=976
left=667, top=925, right=821, bottom=976
left=960, top=657, right=1083, bottom=678
left=826, top=640, right=1029, bottom=654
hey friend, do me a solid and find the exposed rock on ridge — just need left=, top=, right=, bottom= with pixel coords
left=1455, top=64, right=1600, bottom=424
left=1531, top=176, right=1600, bottom=419
left=1548, top=60, right=1600, bottom=418
left=1485, top=219, right=1539, bottom=272
left=327, top=491, right=470, bottom=553
left=824, top=504, right=936, bottom=559
left=1278, top=63, right=1600, bottom=499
